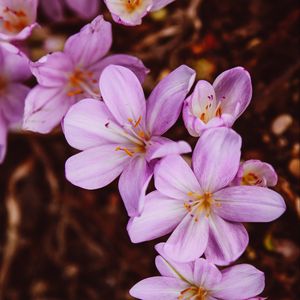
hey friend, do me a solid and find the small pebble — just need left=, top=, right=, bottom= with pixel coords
left=289, top=158, right=300, bottom=178
left=271, top=114, right=293, bottom=135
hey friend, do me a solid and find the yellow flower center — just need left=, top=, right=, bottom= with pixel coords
left=0, top=6, right=29, bottom=33
left=178, top=286, right=208, bottom=300
left=242, top=172, right=262, bottom=186
left=126, top=0, right=142, bottom=12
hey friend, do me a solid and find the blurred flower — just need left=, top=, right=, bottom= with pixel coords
left=23, top=15, right=148, bottom=134
left=232, top=159, right=278, bottom=187
left=183, top=67, right=252, bottom=137
left=64, top=64, right=195, bottom=217
left=104, top=0, right=175, bottom=26
left=0, top=0, right=38, bottom=41
left=0, top=42, right=31, bottom=162
left=39, top=0, right=100, bottom=21
left=128, top=127, right=286, bottom=265
left=130, top=243, right=265, bottom=300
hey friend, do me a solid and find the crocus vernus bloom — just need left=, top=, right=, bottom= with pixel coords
left=104, top=0, right=175, bottom=26
left=0, top=0, right=38, bottom=41
left=232, top=159, right=278, bottom=187
left=63, top=64, right=195, bottom=216
left=40, top=0, right=100, bottom=21
left=0, top=42, right=31, bottom=162
left=128, top=127, right=286, bottom=265
left=130, top=242, right=265, bottom=300
left=23, top=15, right=148, bottom=134
left=183, top=67, right=252, bottom=137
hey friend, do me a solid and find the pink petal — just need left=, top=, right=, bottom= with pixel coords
left=154, top=155, right=201, bottom=200
left=192, top=127, right=241, bottom=193
left=146, top=136, right=191, bottom=161
left=151, top=0, right=175, bottom=11
left=193, top=258, right=222, bottom=289
left=65, top=0, right=99, bottom=19
left=213, top=67, right=252, bottom=120
left=130, top=276, right=189, bottom=300
left=99, top=65, right=146, bottom=127
left=119, top=156, right=153, bottom=217
left=0, top=83, right=29, bottom=124
left=30, top=52, right=73, bottom=87
left=205, top=214, right=249, bottom=266
left=63, top=98, right=129, bottom=150
left=212, top=264, right=265, bottom=299
left=23, top=85, right=75, bottom=133
left=91, top=54, right=149, bottom=83
left=127, top=191, right=185, bottom=242
left=0, top=117, right=8, bottom=163
left=213, top=186, right=286, bottom=222
left=39, top=0, right=64, bottom=21
left=146, top=65, right=196, bottom=136
left=64, top=15, right=112, bottom=68
left=164, top=212, right=209, bottom=262
left=155, top=243, right=194, bottom=283
left=65, top=144, right=129, bottom=190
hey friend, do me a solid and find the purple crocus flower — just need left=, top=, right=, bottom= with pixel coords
left=183, top=67, right=252, bottom=137
left=128, top=127, right=286, bottom=265
left=23, top=15, right=148, bottom=134
left=0, top=42, right=31, bottom=162
left=130, top=242, right=265, bottom=300
left=232, top=159, right=278, bottom=187
left=39, top=0, right=100, bottom=21
left=63, top=64, right=195, bottom=216
left=104, top=0, right=175, bottom=26
left=0, top=0, right=38, bottom=41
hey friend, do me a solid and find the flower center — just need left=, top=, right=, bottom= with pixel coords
left=67, top=68, right=99, bottom=98
left=242, top=172, right=262, bottom=186
left=199, top=97, right=222, bottom=124
left=126, top=0, right=141, bottom=12
left=184, top=191, right=221, bottom=221
left=178, top=286, right=208, bottom=300
left=0, top=6, right=28, bottom=34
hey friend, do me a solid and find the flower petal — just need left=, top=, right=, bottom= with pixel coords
left=193, top=258, right=222, bottom=289
left=100, top=65, right=146, bottom=127
left=30, top=52, right=73, bottom=87
left=64, top=15, right=112, bottom=67
left=0, top=116, right=8, bottom=163
left=23, top=85, right=75, bottom=133
left=65, top=144, right=129, bottom=190
left=155, top=243, right=194, bottom=283
left=212, top=264, right=265, bottom=300
left=127, top=191, right=185, bottom=242
left=214, top=186, right=286, bottom=222
left=146, top=65, right=196, bottom=135
left=205, top=214, right=249, bottom=266
left=213, top=67, right=252, bottom=121
left=146, top=136, right=191, bottom=161
left=63, top=98, right=129, bottom=150
left=40, top=0, right=64, bottom=21
left=65, top=0, right=99, bottom=19
left=90, top=54, right=149, bottom=83
left=164, top=212, right=209, bottom=262
left=192, top=127, right=241, bottom=192
left=130, top=276, right=189, bottom=300
left=154, top=155, right=201, bottom=200
left=0, top=83, right=29, bottom=124
left=151, top=0, right=175, bottom=11
left=119, top=156, right=154, bottom=217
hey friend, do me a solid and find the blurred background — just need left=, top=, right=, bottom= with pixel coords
left=0, top=0, right=299, bottom=299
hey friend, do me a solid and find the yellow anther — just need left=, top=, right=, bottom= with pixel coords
left=134, top=116, right=142, bottom=128
left=115, top=146, right=134, bottom=157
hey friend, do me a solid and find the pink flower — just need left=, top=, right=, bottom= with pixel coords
left=23, top=15, right=148, bottom=134
left=232, top=159, right=278, bottom=187
left=128, top=127, right=286, bottom=265
left=39, top=0, right=100, bottom=21
left=183, top=67, right=252, bottom=137
left=0, top=0, right=38, bottom=41
left=104, top=0, right=175, bottom=26
left=63, top=64, right=195, bottom=216
left=0, top=43, right=31, bottom=162
left=130, top=243, right=265, bottom=300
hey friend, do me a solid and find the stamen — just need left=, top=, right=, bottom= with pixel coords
left=115, top=146, right=134, bottom=157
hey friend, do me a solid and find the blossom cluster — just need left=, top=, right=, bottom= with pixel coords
left=0, top=0, right=286, bottom=299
